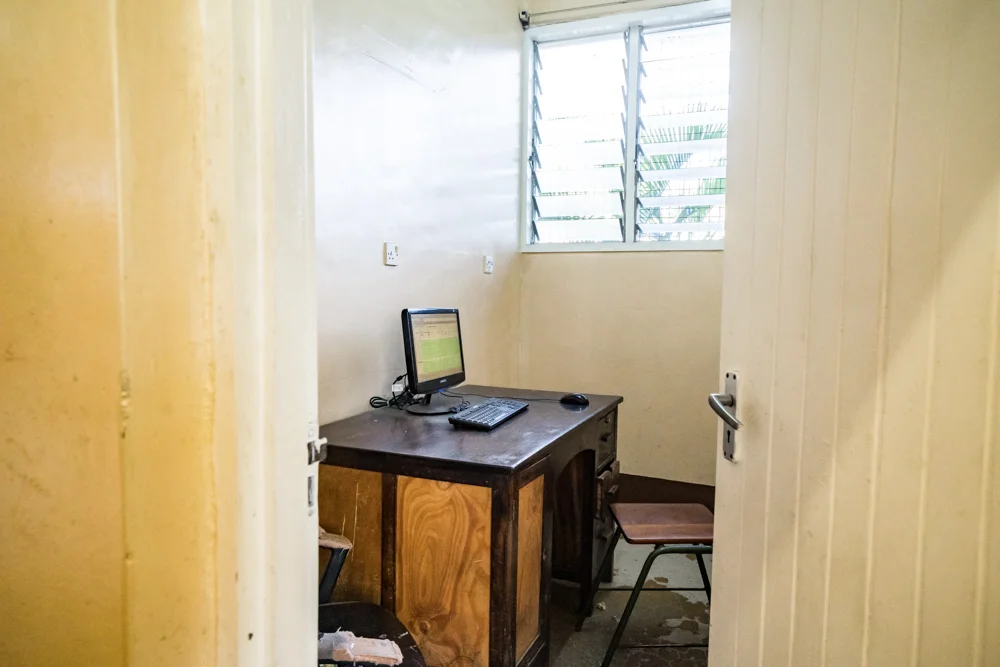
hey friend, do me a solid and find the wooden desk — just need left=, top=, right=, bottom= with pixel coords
left=319, top=386, right=623, bottom=667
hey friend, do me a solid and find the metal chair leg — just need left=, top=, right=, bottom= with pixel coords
left=600, top=544, right=714, bottom=666
left=318, top=547, right=349, bottom=604
left=576, top=527, right=621, bottom=631
left=600, top=544, right=667, bottom=667
left=695, top=552, right=711, bottom=602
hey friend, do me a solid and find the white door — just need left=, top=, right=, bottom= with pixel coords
left=708, top=0, right=1000, bottom=666
left=264, top=0, right=321, bottom=662
left=225, top=0, right=319, bottom=664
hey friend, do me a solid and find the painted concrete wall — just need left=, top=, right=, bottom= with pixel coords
left=519, top=252, right=723, bottom=485
left=526, top=0, right=694, bottom=23
left=519, top=0, right=726, bottom=487
left=0, top=1, right=235, bottom=663
left=312, top=0, right=725, bottom=485
left=710, top=0, right=1000, bottom=665
left=0, top=3, right=125, bottom=663
left=313, top=0, right=525, bottom=423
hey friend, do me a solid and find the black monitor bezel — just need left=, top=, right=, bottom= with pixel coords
left=401, top=308, right=466, bottom=395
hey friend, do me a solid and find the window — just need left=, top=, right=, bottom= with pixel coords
left=522, top=4, right=731, bottom=251
left=530, top=33, right=628, bottom=244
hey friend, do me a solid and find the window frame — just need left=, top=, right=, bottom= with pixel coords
left=519, top=1, right=732, bottom=253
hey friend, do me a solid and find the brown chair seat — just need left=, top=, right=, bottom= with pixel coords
left=319, top=527, right=352, bottom=551
left=610, top=502, right=714, bottom=545
left=318, top=527, right=353, bottom=604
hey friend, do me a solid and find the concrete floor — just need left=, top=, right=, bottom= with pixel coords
left=550, top=542, right=711, bottom=667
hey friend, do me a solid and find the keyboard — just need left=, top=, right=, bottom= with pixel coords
left=449, top=398, right=529, bottom=431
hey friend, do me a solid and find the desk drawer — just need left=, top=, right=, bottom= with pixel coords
left=596, top=410, right=617, bottom=469
left=595, top=460, right=620, bottom=521
left=593, top=460, right=620, bottom=585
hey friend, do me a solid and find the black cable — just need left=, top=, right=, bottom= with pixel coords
left=373, top=382, right=562, bottom=412
left=442, top=390, right=563, bottom=404
left=369, top=374, right=415, bottom=410
left=438, top=390, right=471, bottom=412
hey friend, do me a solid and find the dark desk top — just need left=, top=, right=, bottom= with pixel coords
left=320, top=386, right=622, bottom=474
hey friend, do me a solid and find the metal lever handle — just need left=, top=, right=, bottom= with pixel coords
left=708, top=393, right=742, bottom=430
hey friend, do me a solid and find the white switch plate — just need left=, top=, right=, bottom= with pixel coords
left=483, top=255, right=494, bottom=274
left=383, top=242, right=399, bottom=266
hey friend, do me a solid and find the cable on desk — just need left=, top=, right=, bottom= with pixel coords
left=369, top=374, right=414, bottom=409
left=442, top=390, right=563, bottom=404
left=439, top=391, right=471, bottom=412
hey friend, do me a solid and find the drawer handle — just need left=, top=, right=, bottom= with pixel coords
left=599, top=433, right=612, bottom=442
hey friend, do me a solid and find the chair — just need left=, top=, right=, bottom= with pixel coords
left=317, top=527, right=426, bottom=666
left=577, top=503, right=714, bottom=667
left=318, top=528, right=352, bottom=605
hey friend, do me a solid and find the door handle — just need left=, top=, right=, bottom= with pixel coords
left=712, top=372, right=741, bottom=462
left=708, top=392, right=742, bottom=430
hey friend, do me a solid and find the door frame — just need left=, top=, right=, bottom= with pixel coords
left=205, top=0, right=319, bottom=664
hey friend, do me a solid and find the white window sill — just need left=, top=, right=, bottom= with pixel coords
left=520, top=240, right=725, bottom=253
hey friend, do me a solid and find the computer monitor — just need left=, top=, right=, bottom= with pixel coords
left=401, top=308, right=466, bottom=414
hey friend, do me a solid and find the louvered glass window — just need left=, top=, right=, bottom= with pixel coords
left=524, top=9, right=730, bottom=250
left=636, top=22, right=729, bottom=242
left=529, top=33, right=628, bottom=244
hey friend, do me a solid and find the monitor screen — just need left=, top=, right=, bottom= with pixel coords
left=402, top=309, right=466, bottom=393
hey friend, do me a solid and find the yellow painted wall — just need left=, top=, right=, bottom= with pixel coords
left=710, top=0, right=1000, bottom=664
left=0, top=2, right=124, bottom=664
left=313, top=0, right=525, bottom=423
left=0, top=1, right=232, bottom=664
left=519, top=252, right=723, bottom=485
left=116, top=1, right=222, bottom=664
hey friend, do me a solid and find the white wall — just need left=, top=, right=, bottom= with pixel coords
left=314, top=0, right=524, bottom=423
left=315, top=0, right=725, bottom=487
left=520, top=0, right=726, bottom=486
left=528, top=0, right=695, bottom=20
left=519, top=252, right=723, bottom=485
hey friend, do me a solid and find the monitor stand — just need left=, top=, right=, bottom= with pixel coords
left=405, top=392, right=465, bottom=416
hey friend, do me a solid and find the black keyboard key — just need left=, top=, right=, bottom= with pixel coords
left=449, top=398, right=529, bottom=431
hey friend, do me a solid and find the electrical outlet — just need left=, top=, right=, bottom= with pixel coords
left=483, top=255, right=494, bottom=274
left=383, top=242, right=399, bottom=266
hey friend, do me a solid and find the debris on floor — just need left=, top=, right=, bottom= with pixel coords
left=319, top=631, right=402, bottom=665
left=549, top=540, right=712, bottom=667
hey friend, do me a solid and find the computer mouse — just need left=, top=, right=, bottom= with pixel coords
left=559, top=393, right=590, bottom=406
